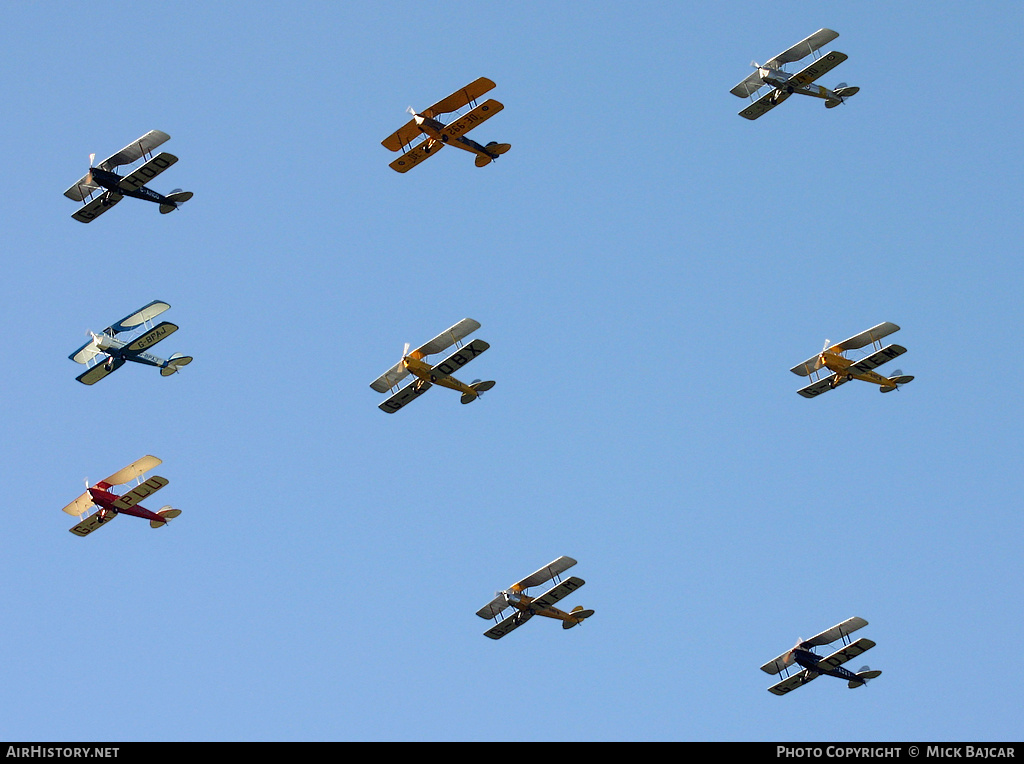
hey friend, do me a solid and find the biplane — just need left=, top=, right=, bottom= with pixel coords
left=69, top=299, right=192, bottom=385
left=791, top=322, right=914, bottom=398
left=761, top=617, right=882, bottom=695
left=730, top=29, right=859, bottom=120
left=476, top=556, right=595, bottom=640
left=62, top=455, right=181, bottom=537
left=381, top=77, right=511, bottom=172
left=370, top=318, right=494, bottom=413
left=64, top=130, right=193, bottom=222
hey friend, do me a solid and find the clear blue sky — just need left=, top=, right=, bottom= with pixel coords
left=1, top=0, right=1021, bottom=742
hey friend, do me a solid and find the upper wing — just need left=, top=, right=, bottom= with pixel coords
left=529, top=576, right=585, bottom=610
left=382, top=119, right=425, bottom=152
left=370, top=360, right=410, bottom=393
left=438, top=100, right=504, bottom=140
left=100, top=130, right=171, bottom=170
left=112, top=475, right=168, bottom=510
left=833, top=323, right=900, bottom=352
left=791, top=351, right=824, bottom=377
left=71, top=193, right=123, bottom=223
left=476, top=593, right=510, bottom=620
left=99, top=455, right=162, bottom=488
left=117, top=153, right=178, bottom=194
left=730, top=70, right=766, bottom=98
left=802, top=617, right=869, bottom=648
left=62, top=491, right=96, bottom=517
left=378, top=380, right=433, bottom=413
left=738, top=89, right=790, bottom=120
left=424, top=77, right=496, bottom=118
left=415, top=318, right=482, bottom=357
left=125, top=322, right=178, bottom=353
left=483, top=610, right=532, bottom=640
left=388, top=140, right=443, bottom=173
left=847, top=344, right=906, bottom=375
left=768, top=668, right=818, bottom=696
left=765, top=29, right=839, bottom=68
left=109, top=300, right=172, bottom=333
left=514, top=556, right=578, bottom=591
left=788, top=51, right=848, bottom=88
left=64, top=131, right=171, bottom=200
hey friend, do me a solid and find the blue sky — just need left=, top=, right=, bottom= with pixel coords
left=1, top=0, right=1021, bottom=742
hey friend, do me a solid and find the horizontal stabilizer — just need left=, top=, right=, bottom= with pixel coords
left=150, top=507, right=182, bottom=528
left=160, top=354, right=192, bottom=376
left=850, top=669, right=882, bottom=687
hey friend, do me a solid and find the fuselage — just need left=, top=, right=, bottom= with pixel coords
left=792, top=648, right=864, bottom=685
left=411, top=114, right=500, bottom=160
left=503, top=589, right=578, bottom=624
left=403, top=355, right=476, bottom=396
left=87, top=486, right=166, bottom=525
left=91, top=330, right=172, bottom=369
left=89, top=167, right=170, bottom=205
left=759, top=68, right=837, bottom=101
left=820, top=350, right=893, bottom=388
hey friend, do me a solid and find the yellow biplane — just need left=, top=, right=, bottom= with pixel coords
left=476, top=556, right=595, bottom=640
left=381, top=77, right=510, bottom=172
left=370, top=318, right=494, bottom=413
left=791, top=322, right=914, bottom=398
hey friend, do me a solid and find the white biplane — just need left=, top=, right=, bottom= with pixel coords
left=476, top=556, right=595, bottom=640
left=370, top=318, right=494, bottom=413
left=64, top=130, right=193, bottom=222
left=791, top=322, right=914, bottom=398
left=730, top=29, right=859, bottom=120
left=62, top=455, right=182, bottom=537
left=381, top=77, right=511, bottom=172
left=69, top=300, right=192, bottom=385
left=761, top=617, right=882, bottom=695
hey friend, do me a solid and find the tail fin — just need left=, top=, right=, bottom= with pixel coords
left=150, top=506, right=182, bottom=528
left=160, top=353, right=193, bottom=376
left=460, top=380, right=495, bottom=404
left=159, top=190, right=194, bottom=214
left=562, top=606, right=595, bottom=629
left=849, top=666, right=882, bottom=688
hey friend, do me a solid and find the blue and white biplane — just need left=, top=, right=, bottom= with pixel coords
left=69, top=300, right=192, bottom=385
left=761, top=617, right=882, bottom=695
left=730, top=29, right=859, bottom=120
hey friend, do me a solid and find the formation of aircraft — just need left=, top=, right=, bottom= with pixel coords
left=381, top=77, right=511, bottom=172
left=370, top=318, right=494, bottom=413
left=62, top=456, right=181, bottom=537
left=476, top=556, right=594, bottom=640
left=761, top=617, right=882, bottom=695
left=730, top=29, right=858, bottom=120
left=64, top=130, right=193, bottom=223
left=69, top=300, right=192, bottom=385
left=791, top=321, right=914, bottom=398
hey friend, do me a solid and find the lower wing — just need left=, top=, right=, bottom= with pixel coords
left=72, top=192, right=123, bottom=223
left=739, top=89, right=790, bottom=120
left=389, top=140, right=443, bottom=173
left=768, top=669, right=818, bottom=695
left=379, top=380, right=433, bottom=413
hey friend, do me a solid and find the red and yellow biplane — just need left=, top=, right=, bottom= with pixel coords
left=62, top=455, right=181, bottom=537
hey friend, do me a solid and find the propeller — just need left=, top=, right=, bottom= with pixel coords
left=85, top=153, right=96, bottom=186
